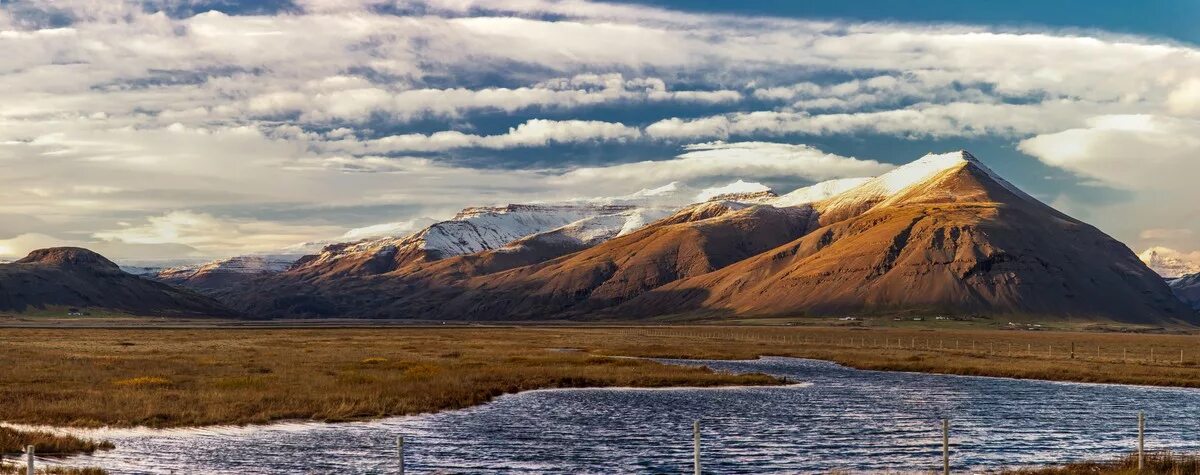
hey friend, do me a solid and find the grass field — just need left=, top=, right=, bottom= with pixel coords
left=4, top=324, right=1200, bottom=430
left=1004, top=451, right=1200, bottom=474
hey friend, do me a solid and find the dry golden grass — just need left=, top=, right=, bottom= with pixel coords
left=0, top=327, right=779, bottom=428
left=0, top=426, right=112, bottom=455
left=1005, top=451, right=1200, bottom=474
left=4, top=325, right=1200, bottom=429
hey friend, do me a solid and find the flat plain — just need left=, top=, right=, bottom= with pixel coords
left=4, top=323, right=1200, bottom=429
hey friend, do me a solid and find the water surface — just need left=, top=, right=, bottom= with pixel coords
left=40, top=357, right=1200, bottom=473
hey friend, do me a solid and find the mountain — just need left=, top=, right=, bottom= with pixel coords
left=620, top=151, right=1191, bottom=324
left=1139, top=247, right=1200, bottom=278
left=387, top=201, right=818, bottom=320
left=1170, top=273, right=1200, bottom=310
left=155, top=255, right=302, bottom=291
left=0, top=247, right=235, bottom=317
left=283, top=203, right=660, bottom=282
left=217, top=150, right=1192, bottom=325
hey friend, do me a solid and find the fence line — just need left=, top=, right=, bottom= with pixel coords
left=3, top=412, right=1158, bottom=474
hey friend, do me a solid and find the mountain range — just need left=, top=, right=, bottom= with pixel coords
left=3, top=150, right=1195, bottom=324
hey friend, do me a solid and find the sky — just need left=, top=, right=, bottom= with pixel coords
left=1, top=0, right=1199, bottom=270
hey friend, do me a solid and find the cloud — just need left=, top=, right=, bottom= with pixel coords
left=1141, top=228, right=1195, bottom=240
left=553, top=141, right=893, bottom=191
left=92, top=211, right=344, bottom=256
left=330, top=119, right=642, bottom=153
left=5, top=0, right=1200, bottom=259
left=1018, top=115, right=1200, bottom=191
left=1167, top=79, right=1200, bottom=116
left=243, top=73, right=742, bottom=123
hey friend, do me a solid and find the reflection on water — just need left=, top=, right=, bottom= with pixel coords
left=39, top=357, right=1200, bottom=473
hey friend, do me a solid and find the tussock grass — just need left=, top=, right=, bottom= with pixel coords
left=5, top=326, right=1200, bottom=428
left=1006, top=450, right=1200, bottom=474
left=0, top=426, right=112, bottom=454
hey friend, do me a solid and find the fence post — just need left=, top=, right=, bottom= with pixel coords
left=693, top=420, right=701, bottom=475
left=397, top=436, right=405, bottom=475
left=942, top=418, right=950, bottom=475
left=25, top=445, right=34, bottom=475
left=1138, top=411, right=1145, bottom=471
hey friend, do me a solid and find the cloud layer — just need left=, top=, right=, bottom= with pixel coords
left=3, top=0, right=1200, bottom=262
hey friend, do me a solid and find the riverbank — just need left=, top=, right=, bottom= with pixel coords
left=4, top=325, right=1200, bottom=428
left=1004, top=451, right=1200, bottom=474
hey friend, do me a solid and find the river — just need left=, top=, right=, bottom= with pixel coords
left=34, top=357, right=1200, bottom=473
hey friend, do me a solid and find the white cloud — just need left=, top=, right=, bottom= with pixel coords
left=331, top=119, right=642, bottom=153
left=554, top=141, right=893, bottom=191
left=1018, top=114, right=1200, bottom=190
left=92, top=211, right=343, bottom=256
left=1141, top=228, right=1195, bottom=240
left=1167, top=79, right=1200, bottom=116
left=5, top=0, right=1200, bottom=258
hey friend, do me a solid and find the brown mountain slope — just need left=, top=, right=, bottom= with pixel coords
left=0, top=248, right=236, bottom=317
left=621, top=158, right=1193, bottom=324
left=380, top=203, right=821, bottom=319
left=226, top=201, right=815, bottom=318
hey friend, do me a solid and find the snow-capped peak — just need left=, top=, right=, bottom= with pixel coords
left=873, top=150, right=975, bottom=197
left=695, top=180, right=772, bottom=202
left=1139, top=246, right=1200, bottom=278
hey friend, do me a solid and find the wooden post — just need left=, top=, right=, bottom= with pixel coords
left=25, top=445, right=34, bottom=475
left=942, top=418, right=950, bottom=475
left=693, top=420, right=701, bottom=475
left=397, top=436, right=405, bottom=475
left=1070, top=342, right=1075, bottom=359
left=1181, top=349, right=1185, bottom=365
left=1138, top=411, right=1145, bottom=471
left=1151, top=348, right=1155, bottom=363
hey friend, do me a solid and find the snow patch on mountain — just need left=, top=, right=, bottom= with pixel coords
left=772, top=177, right=872, bottom=207
left=695, top=180, right=771, bottom=202
left=341, top=218, right=440, bottom=241
left=158, top=254, right=302, bottom=280
left=1140, top=246, right=1200, bottom=278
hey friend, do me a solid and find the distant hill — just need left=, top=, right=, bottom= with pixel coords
left=0, top=247, right=236, bottom=317
left=1170, top=273, right=1200, bottom=310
